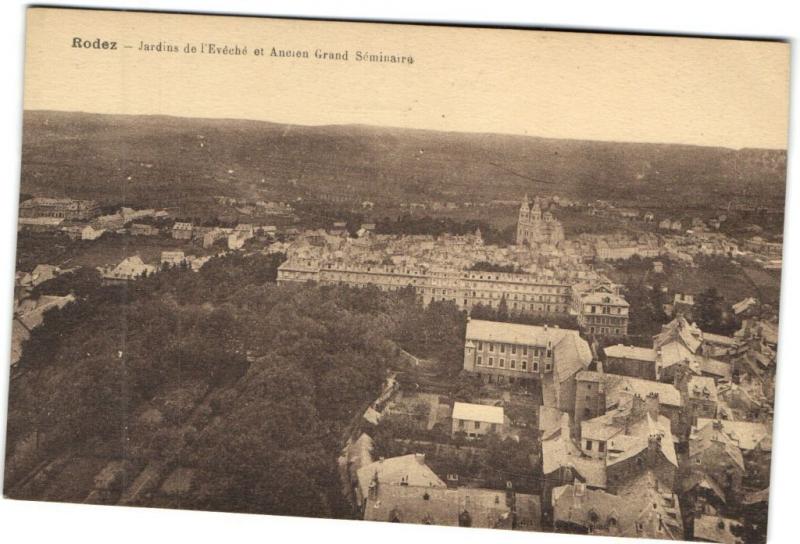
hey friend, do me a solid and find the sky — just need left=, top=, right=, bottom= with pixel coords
left=23, top=8, right=791, bottom=149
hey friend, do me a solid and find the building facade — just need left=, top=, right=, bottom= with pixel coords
left=451, top=402, right=504, bottom=438
left=277, top=260, right=572, bottom=316
left=19, top=197, right=99, bottom=220
left=516, top=195, right=565, bottom=246
left=463, top=319, right=592, bottom=414
left=572, top=285, right=630, bottom=337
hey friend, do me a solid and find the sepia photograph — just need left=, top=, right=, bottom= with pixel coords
left=2, top=6, right=792, bottom=544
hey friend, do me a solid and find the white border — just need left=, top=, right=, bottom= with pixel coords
left=0, top=2, right=796, bottom=544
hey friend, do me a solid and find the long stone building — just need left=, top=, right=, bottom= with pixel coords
left=277, top=259, right=573, bottom=316
left=19, top=197, right=100, bottom=220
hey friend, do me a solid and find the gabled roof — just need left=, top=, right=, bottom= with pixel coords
left=553, top=330, right=593, bottom=383
left=356, top=454, right=445, bottom=501
left=693, top=515, right=743, bottom=544
left=689, top=422, right=745, bottom=472
left=552, top=471, right=682, bottom=539
left=542, top=425, right=607, bottom=488
left=580, top=291, right=629, bottom=307
left=695, top=419, right=772, bottom=452
left=581, top=397, right=678, bottom=468
left=576, top=371, right=682, bottom=409
left=654, top=317, right=702, bottom=353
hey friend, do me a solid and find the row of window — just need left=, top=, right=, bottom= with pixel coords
left=456, top=419, right=498, bottom=432
left=476, top=355, right=552, bottom=373
left=588, top=326, right=623, bottom=335
left=476, top=341, right=552, bottom=357
left=588, top=305, right=626, bottom=315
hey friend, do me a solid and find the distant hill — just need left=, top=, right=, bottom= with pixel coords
left=20, top=110, right=787, bottom=210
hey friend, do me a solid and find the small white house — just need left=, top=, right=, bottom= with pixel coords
left=451, top=402, right=504, bottom=439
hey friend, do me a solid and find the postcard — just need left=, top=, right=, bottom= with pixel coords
left=5, top=7, right=789, bottom=543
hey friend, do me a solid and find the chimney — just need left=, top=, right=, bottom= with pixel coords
left=596, top=361, right=604, bottom=375
left=368, top=471, right=380, bottom=501
left=645, top=392, right=660, bottom=420
left=647, top=434, right=662, bottom=467
left=631, top=394, right=645, bottom=416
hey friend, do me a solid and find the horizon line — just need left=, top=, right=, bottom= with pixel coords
left=21, top=108, right=787, bottom=153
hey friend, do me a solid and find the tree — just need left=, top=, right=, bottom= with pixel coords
left=695, top=287, right=725, bottom=333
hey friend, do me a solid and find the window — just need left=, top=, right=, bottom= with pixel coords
left=474, top=421, right=481, bottom=430
left=478, top=341, right=483, bottom=350
left=511, top=345, right=516, bottom=354
left=489, top=343, right=494, bottom=352
left=533, top=362, right=539, bottom=372
left=510, top=360, right=516, bottom=369
left=586, top=440, right=593, bottom=451
left=522, top=361, right=527, bottom=370
left=477, top=356, right=483, bottom=366
left=545, top=362, right=552, bottom=372
left=499, top=359, right=505, bottom=368
left=523, top=346, right=528, bottom=355
left=599, top=441, right=605, bottom=453
left=488, top=357, right=494, bottom=367
left=500, top=345, right=505, bottom=354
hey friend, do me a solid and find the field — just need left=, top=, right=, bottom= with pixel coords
left=21, top=110, right=787, bottom=215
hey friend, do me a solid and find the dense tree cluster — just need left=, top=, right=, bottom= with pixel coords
left=469, top=301, right=580, bottom=331
left=6, top=252, right=447, bottom=518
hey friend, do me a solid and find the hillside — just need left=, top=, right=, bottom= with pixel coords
left=20, top=110, right=787, bottom=210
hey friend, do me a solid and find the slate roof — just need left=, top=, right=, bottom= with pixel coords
left=364, top=485, right=515, bottom=528
left=695, top=419, right=772, bottom=452
left=552, top=471, right=682, bottom=539
left=542, top=426, right=607, bottom=488
left=356, top=454, right=446, bottom=502
left=576, top=371, right=682, bottom=409
left=689, top=422, right=745, bottom=472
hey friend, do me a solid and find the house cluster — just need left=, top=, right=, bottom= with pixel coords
left=211, top=196, right=295, bottom=217
left=276, top=229, right=629, bottom=338
left=343, top=312, right=773, bottom=540
left=170, top=221, right=278, bottom=250
left=346, top=451, right=540, bottom=530
left=533, top=315, right=774, bottom=541
left=17, top=197, right=177, bottom=243
left=99, top=251, right=217, bottom=283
